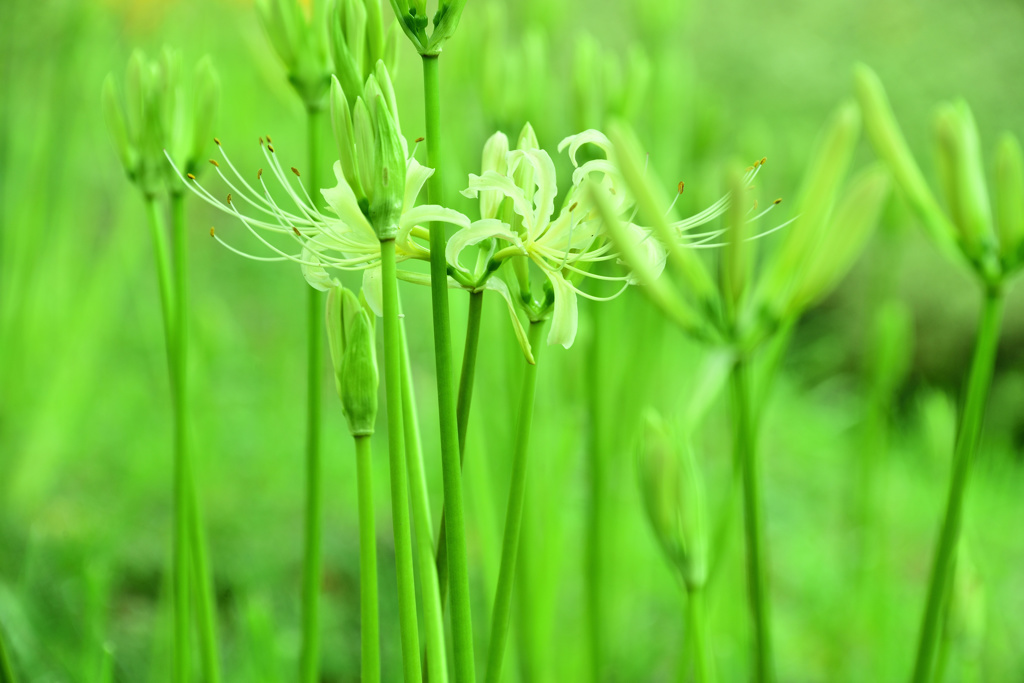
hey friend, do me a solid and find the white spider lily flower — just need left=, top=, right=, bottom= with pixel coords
left=456, top=130, right=646, bottom=350
left=166, top=138, right=468, bottom=315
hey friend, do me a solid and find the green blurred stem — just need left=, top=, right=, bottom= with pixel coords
left=380, top=237, right=423, bottom=682
left=687, top=589, right=715, bottom=683
left=171, top=192, right=221, bottom=683
left=143, top=196, right=189, bottom=683
left=434, top=289, right=485, bottom=615
left=1, top=623, right=16, bottom=682
left=399, top=321, right=449, bottom=683
left=485, top=320, right=547, bottom=683
left=911, top=288, right=1003, bottom=683
left=422, top=53, right=476, bottom=683
left=585, top=308, right=607, bottom=682
left=729, top=357, right=774, bottom=683
left=299, top=104, right=324, bottom=683
left=354, top=434, right=381, bottom=683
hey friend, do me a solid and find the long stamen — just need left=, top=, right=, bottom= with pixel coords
left=209, top=227, right=297, bottom=262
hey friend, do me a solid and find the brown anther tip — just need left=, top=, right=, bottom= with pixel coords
left=291, top=167, right=300, bottom=177
left=292, top=227, right=302, bottom=237
left=609, top=187, right=617, bottom=195
left=214, top=137, right=221, bottom=145
left=569, top=201, right=579, bottom=212
left=266, top=135, right=273, bottom=143
left=746, top=165, right=754, bottom=172
left=268, top=144, right=275, bottom=153
left=226, top=193, right=232, bottom=204
left=774, top=198, right=782, bottom=204
left=209, top=159, right=219, bottom=167
left=187, top=173, right=196, bottom=180
left=209, top=227, right=215, bottom=237
left=257, top=168, right=263, bottom=179
left=677, top=181, right=685, bottom=194
left=414, top=136, right=425, bottom=143
left=760, top=156, right=767, bottom=166
left=259, top=136, right=264, bottom=145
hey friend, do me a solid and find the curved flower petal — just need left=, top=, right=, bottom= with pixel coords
left=404, top=157, right=434, bottom=209
left=445, top=219, right=523, bottom=273
left=461, top=170, right=535, bottom=226
left=557, top=129, right=613, bottom=167
left=399, top=204, right=472, bottom=233
left=301, top=243, right=338, bottom=291
left=621, top=223, right=668, bottom=283
left=361, top=265, right=384, bottom=317
left=543, top=269, right=579, bottom=349
left=321, top=161, right=374, bottom=237
left=482, top=276, right=535, bottom=364
left=508, top=148, right=557, bottom=230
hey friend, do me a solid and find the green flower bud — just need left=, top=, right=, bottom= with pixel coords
left=721, top=166, right=750, bottom=323
left=189, top=57, right=220, bottom=171
left=388, top=0, right=467, bottom=55
left=329, top=0, right=367, bottom=99
left=102, top=75, right=137, bottom=179
left=353, top=96, right=376, bottom=203
left=368, top=94, right=407, bottom=240
left=330, top=76, right=361, bottom=194
left=934, top=102, right=996, bottom=263
left=994, top=132, right=1024, bottom=268
left=637, top=411, right=708, bottom=591
left=326, top=285, right=379, bottom=435
left=480, top=131, right=509, bottom=220
left=257, top=0, right=331, bottom=107
left=785, top=165, right=889, bottom=316
left=854, top=65, right=958, bottom=256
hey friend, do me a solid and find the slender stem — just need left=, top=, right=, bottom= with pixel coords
left=354, top=434, right=381, bottom=683
left=729, top=357, right=774, bottom=683
left=421, top=53, right=476, bottom=683
left=911, top=289, right=1004, bottom=683
left=484, top=321, right=547, bottom=683
left=143, top=196, right=189, bottom=683
left=380, top=238, right=423, bottom=682
left=585, top=304, right=606, bottom=683
left=1, top=623, right=17, bottom=682
left=171, top=191, right=221, bottom=683
left=299, top=104, right=324, bottom=683
left=399, top=322, right=450, bottom=683
left=435, top=289, right=485, bottom=614
left=687, top=589, right=715, bottom=683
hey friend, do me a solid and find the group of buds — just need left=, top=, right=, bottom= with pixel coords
left=856, top=65, right=1024, bottom=287
left=103, top=48, right=219, bottom=196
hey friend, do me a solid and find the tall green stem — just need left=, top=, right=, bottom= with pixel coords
left=421, top=53, right=476, bottom=683
left=354, top=434, right=381, bottom=683
left=485, top=320, right=547, bottom=683
left=584, top=306, right=606, bottom=683
left=687, top=589, right=715, bottom=683
left=1, top=623, right=17, bottom=682
left=435, top=289, right=485, bottom=613
left=171, top=192, right=221, bottom=683
left=729, top=357, right=774, bottom=683
left=911, top=288, right=1003, bottom=683
left=143, top=196, right=189, bottom=683
left=380, top=238, right=423, bottom=682
left=299, top=105, right=324, bottom=683
left=399, top=322, right=450, bottom=683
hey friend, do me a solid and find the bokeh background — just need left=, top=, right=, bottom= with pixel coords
left=1, top=0, right=1023, bottom=680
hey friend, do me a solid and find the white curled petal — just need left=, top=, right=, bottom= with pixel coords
left=557, top=129, right=613, bottom=167
left=543, top=270, right=579, bottom=349
left=321, top=162, right=374, bottom=236
left=301, top=243, right=337, bottom=291
left=482, top=276, right=535, bottom=364
left=462, top=171, right=534, bottom=224
left=522, top=148, right=557, bottom=228
left=399, top=204, right=472, bottom=233
left=404, top=157, right=434, bottom=209
left=621, top=223, right=668, bottom=283
left=361, top=266, right=384, bottom=317
left=445, top=219, right=522, bottom=272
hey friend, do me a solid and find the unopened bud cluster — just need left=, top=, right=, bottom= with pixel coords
left=326, top=284, right=380, bottom=436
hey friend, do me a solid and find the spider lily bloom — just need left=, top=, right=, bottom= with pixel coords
left=448, top=126, right=657, bottom=351
left=165, top=136, right=467, bottom=314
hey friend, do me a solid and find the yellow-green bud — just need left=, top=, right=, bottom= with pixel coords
left=854, top=64, right=958, bottom=254
left=326, top=285, right=379, bottom=435
left=637, top=410, right=707, bottom=591
left=934, top=101, right=995, bottom=263
left=368, top=92, right=406, bottom=240
left=994, top=132, right=1024, bottom=269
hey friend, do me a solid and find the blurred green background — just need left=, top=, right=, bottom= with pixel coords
left=1, top=0, right=1023, bottom=680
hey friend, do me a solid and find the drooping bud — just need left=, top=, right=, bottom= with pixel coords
left=854, top=64, right=958, bottom=255
left=994, top=132, right=1024, bottom=269
left=636, top=410, right=708, bottom=591
left=326, top=284, right=379, bottom=435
